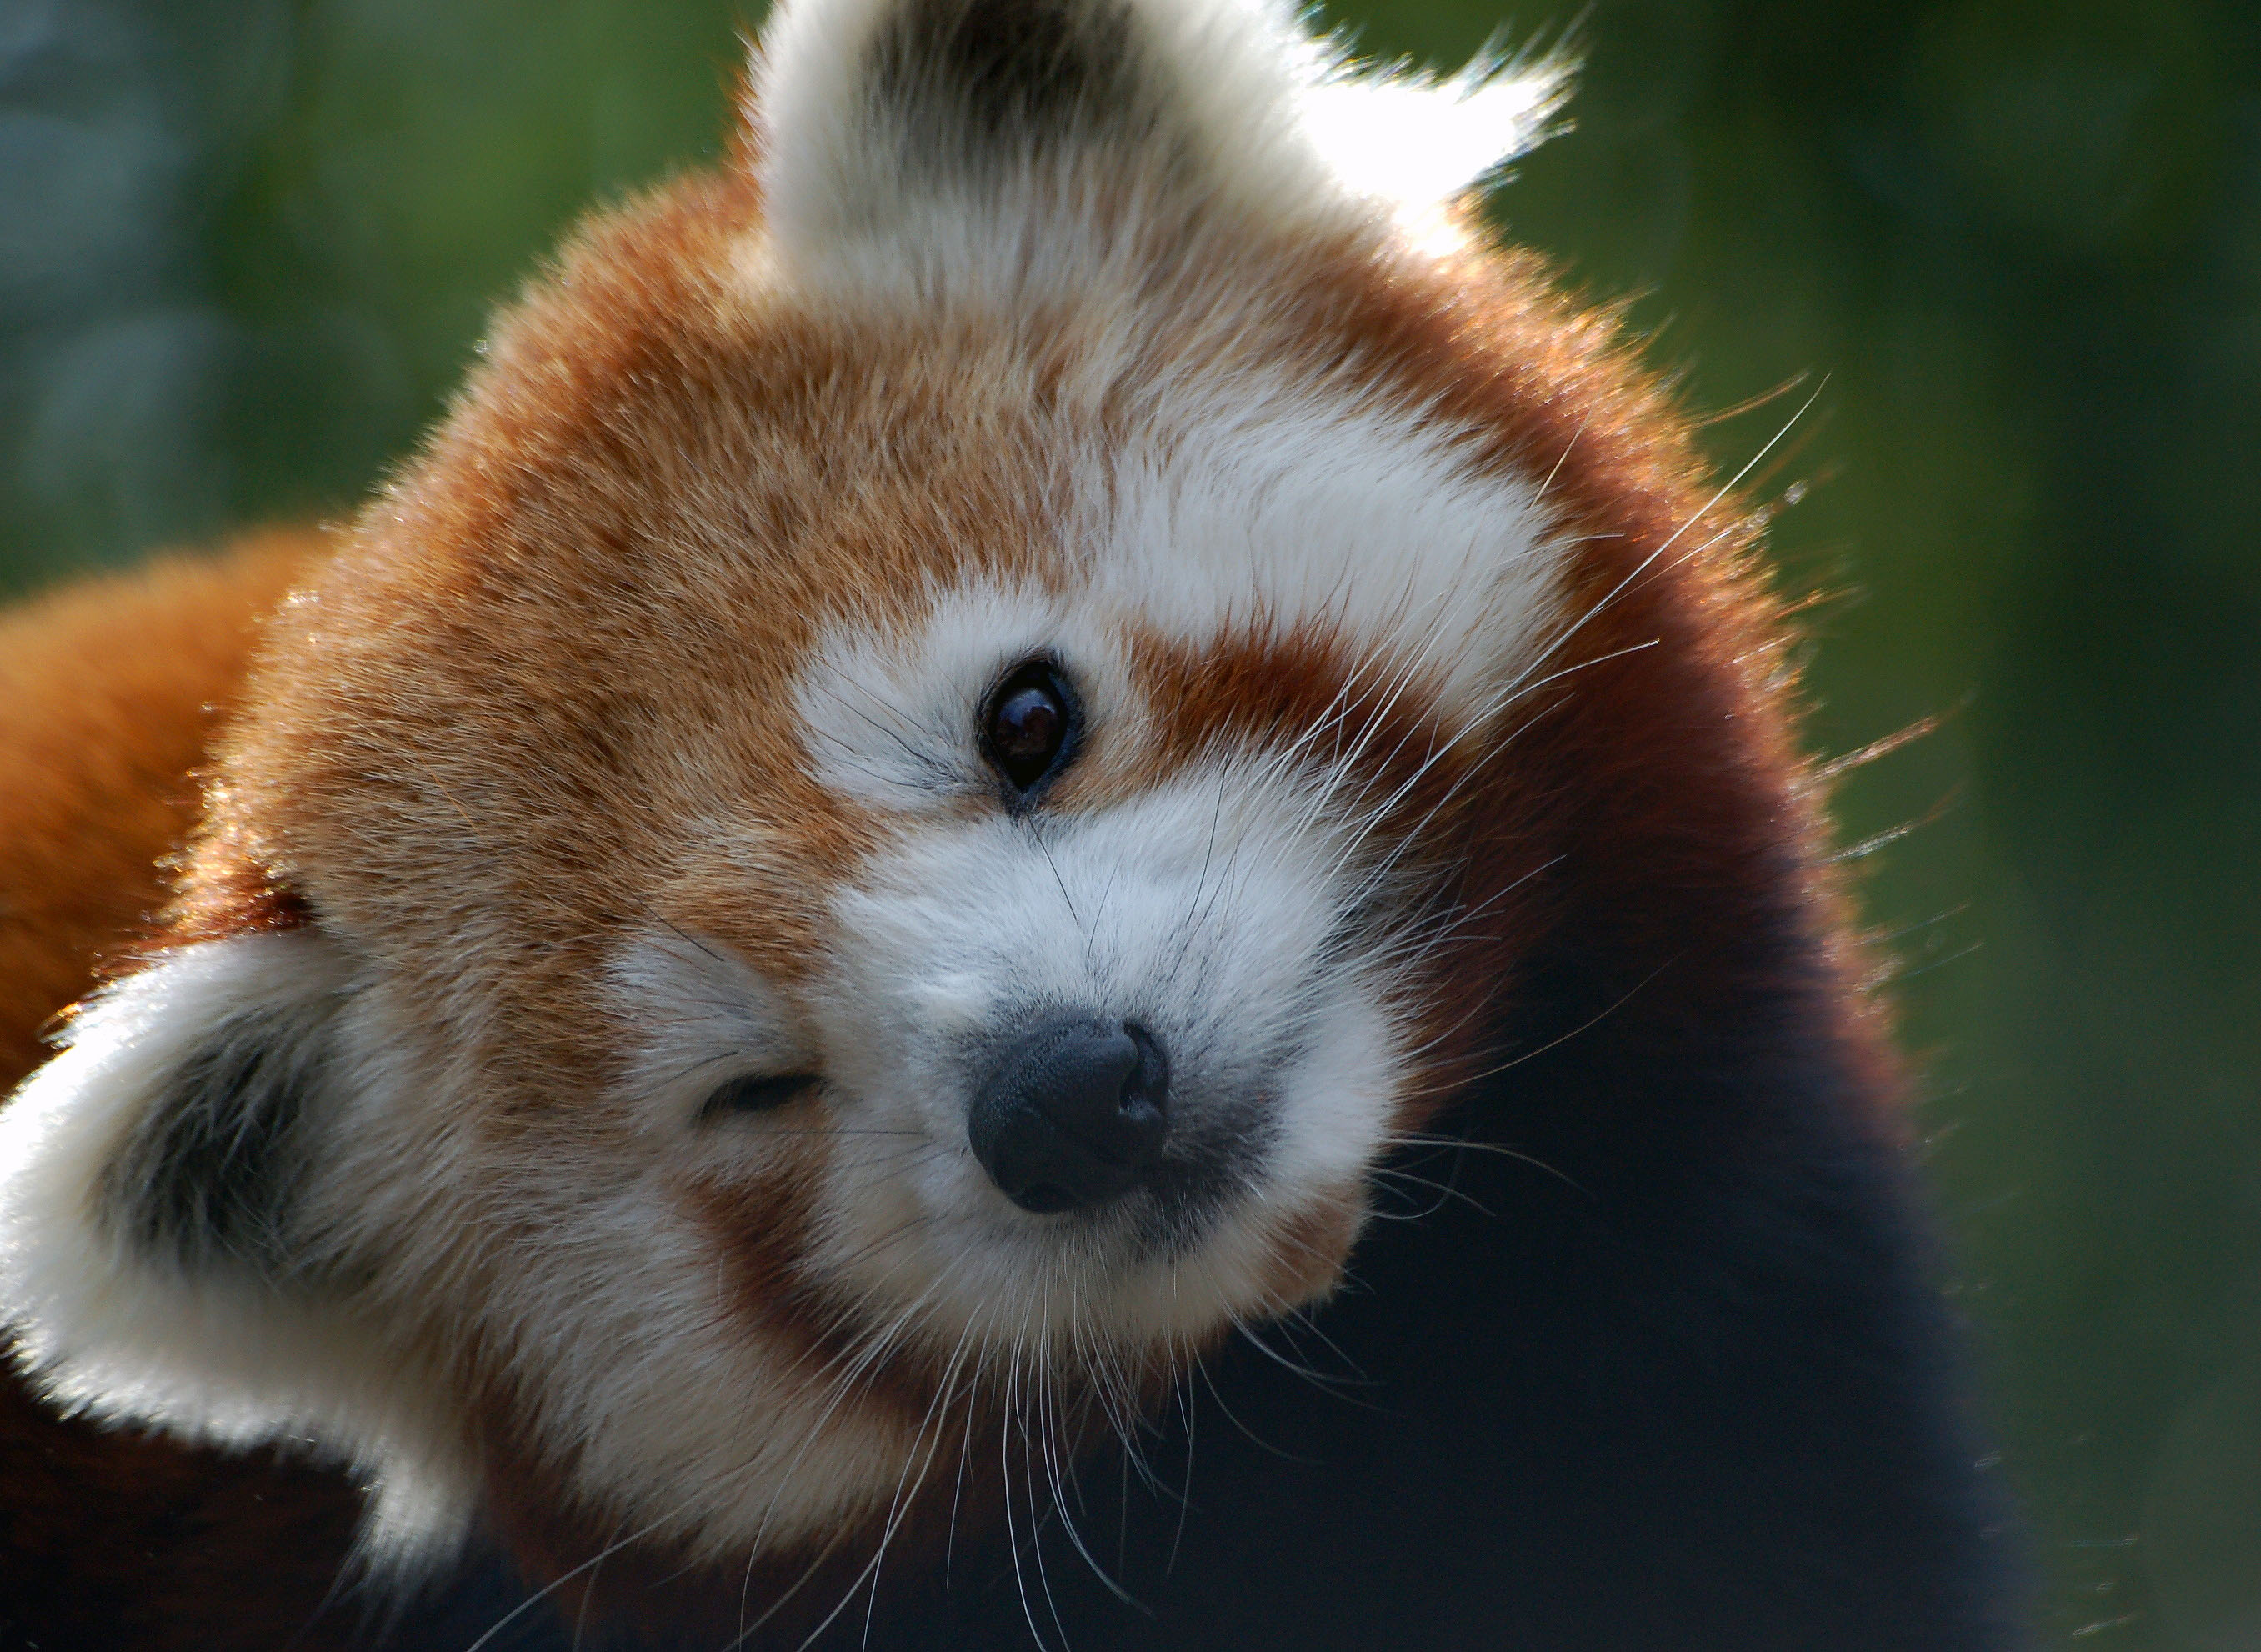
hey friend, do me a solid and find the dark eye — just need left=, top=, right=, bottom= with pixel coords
left=981, top=658, right=1081, bottom=799
left=701, top=1074, right=819, bottom=1120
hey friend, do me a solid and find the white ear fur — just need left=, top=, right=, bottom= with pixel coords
left=1297, top=43, right=1568, bottom=213
left=751, top=0, right=1568, bottom=262
left=0, top=931, right=473, bottom=1567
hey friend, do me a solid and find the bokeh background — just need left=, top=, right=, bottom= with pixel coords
left=3, top=0, right=2257, bottom=1644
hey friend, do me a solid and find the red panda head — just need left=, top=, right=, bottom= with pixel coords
left=0, top=0, right=1818, bottom=1619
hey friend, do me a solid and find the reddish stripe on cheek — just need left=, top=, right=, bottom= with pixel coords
left=683, top=1154, right=955, bottom=1433
left=1115, top=625, right=1483, bottom=884
left=1254, top=1182, right=1366, bottom=1310
left=1121, top=623, right=1430, bottom=775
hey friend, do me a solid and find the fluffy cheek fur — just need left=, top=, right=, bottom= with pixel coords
left=460, top=1198, right=926, bottom=1562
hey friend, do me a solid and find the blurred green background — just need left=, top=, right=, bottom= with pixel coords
left=3, top=0, right=2257, bottom=1644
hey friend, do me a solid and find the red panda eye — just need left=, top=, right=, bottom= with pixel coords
left=982, top=660, right=1080, bottom=798
left=701, top=1074, right=819, bottom=1119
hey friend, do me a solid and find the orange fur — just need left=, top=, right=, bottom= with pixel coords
left=0, top=532, right=323, bottom=1090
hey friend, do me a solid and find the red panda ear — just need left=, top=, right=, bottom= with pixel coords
left=746, top=0, right=1571, bottom=268
left=0, top=929, right=474, bottom=1568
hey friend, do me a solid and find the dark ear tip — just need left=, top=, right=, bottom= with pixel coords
left=92, top=938, right=346, bottom=1279
left=881, top=0, right=1143, bottom=139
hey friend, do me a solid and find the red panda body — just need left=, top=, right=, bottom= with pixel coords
left=0, top=2, right=2023, bottom=1648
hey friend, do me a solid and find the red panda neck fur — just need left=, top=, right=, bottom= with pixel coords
left=0, top=1, right=2018, bottom=1647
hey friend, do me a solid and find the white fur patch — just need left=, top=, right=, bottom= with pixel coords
left=408, top=926, right=941, bottom=1561
left=458, top=1170, right=923, bottom=1561
left=1300, top=48, right=1568, bottom=213
left=612, top=929, right=818, bottom=1129
left=753, top=0, right=1568, bottom=275
left=1094, top=372, right=1562, bottom=719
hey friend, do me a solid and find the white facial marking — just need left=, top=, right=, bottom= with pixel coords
left=1095, top=373, right=1562, bottom=720
left=613, top=929, right=817, bottom=1131
left=795, top=581, right=1139, bottom=809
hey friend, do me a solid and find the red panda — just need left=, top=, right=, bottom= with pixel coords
left=0, top=1, right=2024, bottom=1648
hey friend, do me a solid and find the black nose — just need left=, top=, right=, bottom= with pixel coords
left=968, top=1017, right=1170, bottom=1214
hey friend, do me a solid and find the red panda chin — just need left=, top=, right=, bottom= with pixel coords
left=0, top=0, right=2023, bottom=1645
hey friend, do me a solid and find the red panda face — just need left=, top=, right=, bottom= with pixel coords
left=0, top=0, right=1743, bottom=1600
left=203, top=253, right=1573, bottom=1564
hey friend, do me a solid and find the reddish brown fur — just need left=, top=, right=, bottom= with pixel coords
left=0, top=533, right=319, bottom=1088
left=684, top=1164, right=950, bottom=1430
